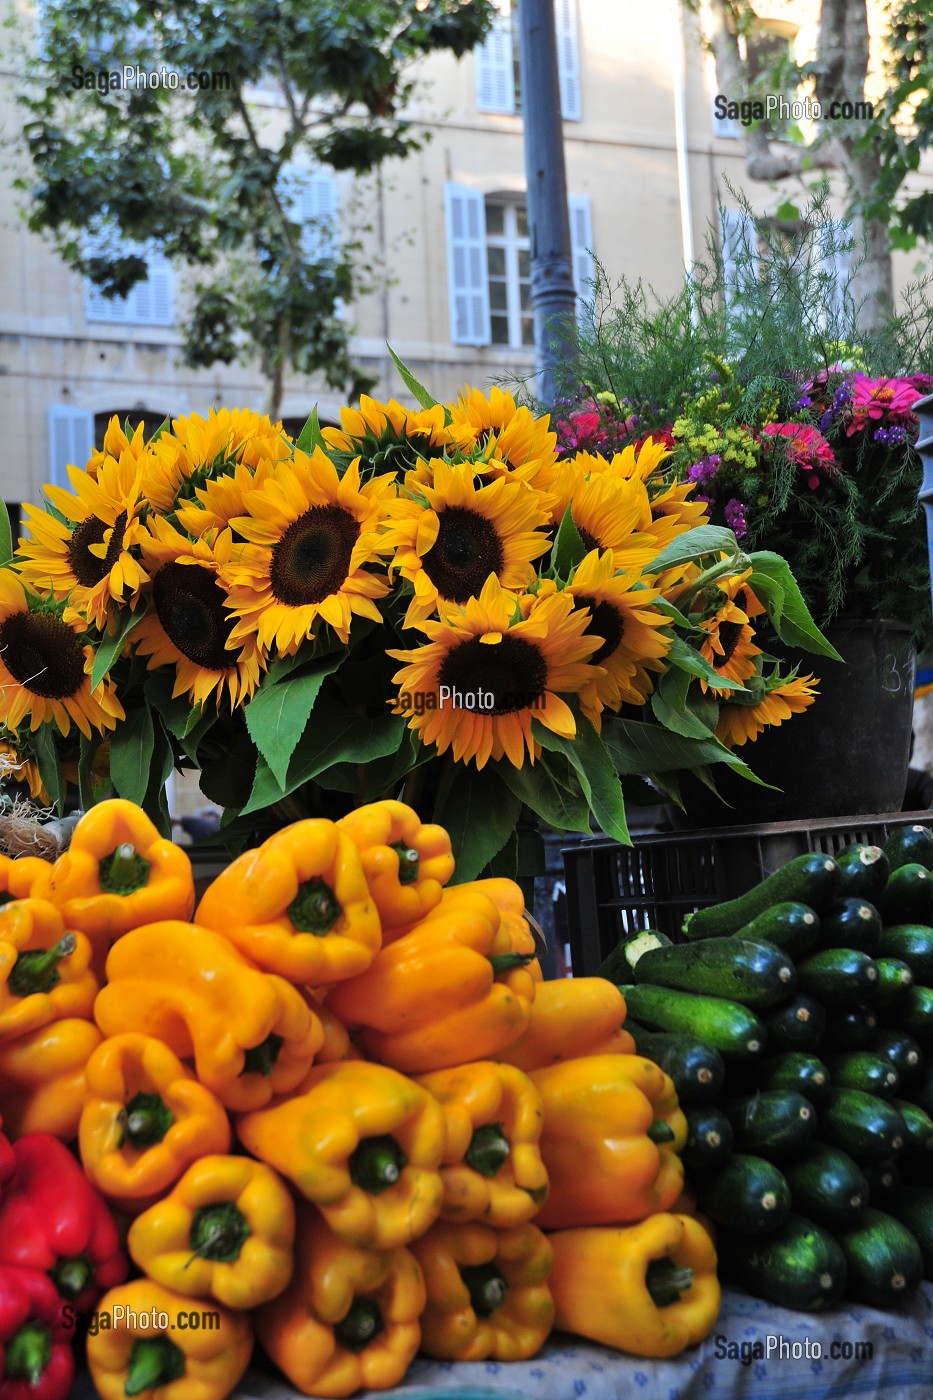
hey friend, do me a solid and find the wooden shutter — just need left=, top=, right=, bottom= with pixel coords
left=568, top=194, right=593, bottom=320
left=475, top=0, right=515, bottom=114
left=721, top=210, right=759, bottom=313
left=555, top=0, right=581, bottom=121
left=47, top=406, right=94, bottom=490
left=444, top=183, right=490, bottom=346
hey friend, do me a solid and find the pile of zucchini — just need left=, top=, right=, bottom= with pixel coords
left=599, top=822, right=933, bottom=1313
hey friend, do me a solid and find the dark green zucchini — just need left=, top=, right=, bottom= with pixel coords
left=694, top=1153, right=791, bottom=1234
left=796, top=948, right=879, bottom=1009
left=870, top=1028, right=923, bottom=1085
left=872, top=958, right=915, bottom=1013
left=824, top=1052, right=899, bottom=1099
left=883, top=823, right=933, bottom=873
left=596, top=930, right=670, bottom=983
left=880, top=863, right=933, bottom=925
left=876, top=923, right=933, bottom=983
left=623, top=1024, right=725, bottom=1106
left=617, top=984, right=766, bottom=1061
left=835, top=844, right=890, bottom=903
left=891, top=984, right=933, bottom=1038
left=892, top=1098, right=933, bottom=1158
left=723, top=1090, right=816, bottom=1161
left=715, top=1214, right=846, bottom=1311
left=817, top=1088, right=907, bottom=1163
left=910, top=1063, right=933, bottom=1117
left=631, top=937, right=795, bottom=1009
left=834, top=1208, right=924, bottom=1306
left=681, top=1105, right=734, bottom=1170
left=861, top=1159, right=899, bottom=1202
left=732, top=902, right=821, bottom=960
left=882, top=1184, right=933, bottom=1277
left=783, top=1143, right=869, bottom=1227
left=761, top=995, right=826, bottom=1054
left=811, top=898, right=882, bottom=955
left=823, top=1003, right=878, bottom=1051
left=682, top=853, right=841, bottom=941
left=755, top=1052, right=831, bottom=1105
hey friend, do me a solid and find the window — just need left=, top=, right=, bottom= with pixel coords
left=445, top=184, right=593, bottom=347
left=93, top=409, right=169, bottom=447
left=720, top=210, right=760, bottom=315
left=48, top=406, right=94, bottom=490
left=281, top=166, right=340, bottom=262
left=84, top=237, right=175, bottom=327
left=475, top=0, right=581, bottom=120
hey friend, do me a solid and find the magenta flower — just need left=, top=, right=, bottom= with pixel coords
left=846, top=375, right=923, bottom=436
left=760, top=422, right=838, bottom=477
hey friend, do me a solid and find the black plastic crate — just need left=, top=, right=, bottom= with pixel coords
left=562, top=811, right=933, bottom=977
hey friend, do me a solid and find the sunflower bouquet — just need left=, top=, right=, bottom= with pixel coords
left=0, top=357, right=837, bottom=876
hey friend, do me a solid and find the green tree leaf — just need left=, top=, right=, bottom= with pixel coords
left=498, top=753, right=593, bottom=834
left=651, top=667, right=716, bottom=739
left=551, top=505, right=587, bottom=577
left=665, top=634, right=745, bottom=690
left=532, top=711, right=630, bottom=844
left=244, top=659, right=342, bottom=787
left=434, top=765, right=521, bottom=883
left=604, top=717, right=772, bottom=787
left=648, top=525, right=740, bottom=573
left=387, top=345, right=440, bottom=411
left=0, top=499, right=12, bottom=569
left=30, top=725, right=65, bottom=814
left=109, top=705, right=155, bottom=805
left=92, top=605, right=146, bottom=690
left=295, top=406, right=327, bottom=454
left=749, top=552, right=844, bottom=660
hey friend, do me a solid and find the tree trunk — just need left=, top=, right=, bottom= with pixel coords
left=264, top=315, right=291, bottom=422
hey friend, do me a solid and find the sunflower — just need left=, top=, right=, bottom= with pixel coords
left=550, top=468, right=661, bottom=574
left=382, top=460, right=551, bottom=628
left=87, top=416, right=148, bottom=479
left=322, top=397, right=472, bottom=477
left=17, top=451, right=149, bottom=629
left=174, top=457, right=279, bottom=539
left=142, top=408, right=292, bottom=516
left=564, top=551, right=672, bottom=728
left=695, top=572, right=765, bottom=692
left=0, top=573, right=124, bottom=738
left=388, top=573, right=603, bottom=769
left=135, top=522, right=263, bottom=708
left=715, top=673, right=819, bottom=748
left=448, top=386, right=558, bottom=492
left=0, top=737, right=48, bottom=802
left=222, top=448, right=394, bottom=654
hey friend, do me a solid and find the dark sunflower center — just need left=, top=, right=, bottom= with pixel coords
left=437, top=635, right=547, bottom=716
left=66, top=512, right=127, bottom=588
left=575, top=595, right=624, bottom=664
left=714, top=590, right=747, bottom=670
left=577, top=524, right=600, bottom=552
left=269, top=505, right=359, bottom=607
left=425, top=507, right=505, bottom=603
left=0, top=610, right=86, bottom=700
left=152, top=562, right=236, bottom=671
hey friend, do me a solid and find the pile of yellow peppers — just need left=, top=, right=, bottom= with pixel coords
left=0, top=796, right=722, bottom=1398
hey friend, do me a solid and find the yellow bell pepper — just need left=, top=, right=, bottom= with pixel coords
left=94, top=921, right=325, bottom=1111
left=471, top=877, right=544, bottom=981
left=86, top=1279, right=253, bottom=1400
left=325, top=889, right=533, bottom=1073
left=415, top=1062, right=549, bottom=1227
left=0, top=1017, right=102, bottom=1141
left=611, top=1053, right=688, bottom=1152
left=33, top=799, right=195, bottom=973
left=195, top=818, right=381, bottom=984
left=411, top=1219, right=554, bottom=1361
left=0, top=898, right=97, bottom=1039
left=498, top=977, right=636, bottom=1072
left=547, top=1213, right=721, bottom=1358
left=337, top=799, right=454, bottom=936
left=254, top=1204, right=425, bottom=1398
left=127, top=1154, right=294, bottom=1310
left=236, top=1060, right=445, bottom=1250
left=531, top=1054, right=684, bottom=1229
left=1, top=854, right=54, bottom=902
left=311, top=994, right=356, bottom=1064
left=79, top=1033, right=232, bottom=1209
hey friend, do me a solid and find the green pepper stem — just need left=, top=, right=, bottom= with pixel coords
left=124, top=1337, right=186, bottom=1397
left=241, top=1032, right=283, bottom=1078
left=124, top=1092, right=174, bottom=1149
left=99, top=843, right=151, bottom=896
left=334, top=1297, right=384, bottom=1353
left=51, top=1254, right=93, bottom=1300
left=645, top=1258, right=694, bottom=1308
left=4, top=1322, right=52, bottom=1386
left=390, top=842, right=421, bottom=886
left=465, top=1122, right=510, bottom=1178
left=188, top=1203, right=250, bottom=1264
left=287, top=877, right=342, bottom=935
left=647, top=1119, right=676, bottom=1144
left=9, top=934, right=77, bottom=997
left=460, top=1262, right=508, bottom=1318
left=349, top=1134, right=407, bottom=1195
left=488, top=952, right=534, bottom=974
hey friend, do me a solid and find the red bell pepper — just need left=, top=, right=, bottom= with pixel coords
left=0, top=1121, right=13, bottom=1196
left=0, top=1265, right=74, bottom=1400
left=0, top=1136, right=126, bottom=1312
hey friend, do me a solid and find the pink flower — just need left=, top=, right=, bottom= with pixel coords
left=760, top=422, right=838, bottom=477
left=846, top=375, right=922, bottom=436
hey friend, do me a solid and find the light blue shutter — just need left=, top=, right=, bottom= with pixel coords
left=84, top=236, right=174, bottom=327
left=283, top=166, right=340, bottom=261
left=47, top=406, right=94, bottom=490
left=445, top=183, right=490, bottom=346
left=721, top=210, right=759, bottom=313
left=555, top=0, right=581, bottom=121
left=818, top=220, right=851, bottom=327
left=475, top=1, right=515, bottom=114
left=568, top=194, right=593, bottom=320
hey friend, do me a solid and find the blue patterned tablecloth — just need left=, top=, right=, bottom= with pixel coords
left=233, top=1284, right=933, bottom=1400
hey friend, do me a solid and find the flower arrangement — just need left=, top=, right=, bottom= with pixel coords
left=0, top=356, right=835, bottom=876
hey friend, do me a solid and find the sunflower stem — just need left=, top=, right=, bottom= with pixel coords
left=673, top=553, right=751, bottom=613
